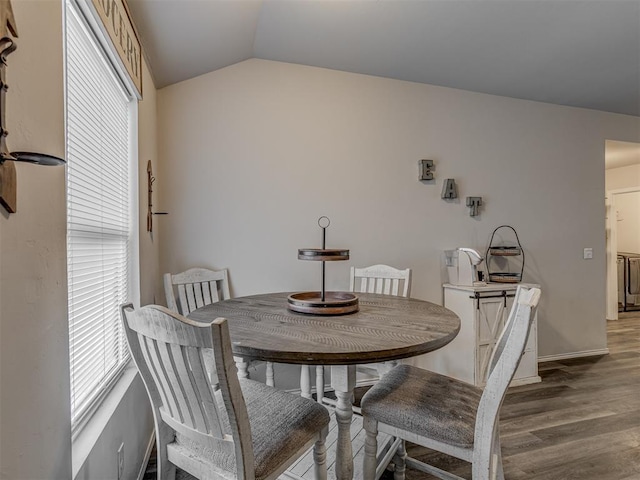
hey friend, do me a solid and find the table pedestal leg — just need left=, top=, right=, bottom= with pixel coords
left=234, top=356, right=249, bottom=379
left=331, top=365, right=356, bottom=480
left=266, top=362, right=275, bottom=387
left=301, top=365, right=312, bottom=398
left=316, top=366, right=324, bottom=402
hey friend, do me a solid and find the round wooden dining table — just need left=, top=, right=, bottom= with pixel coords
left=188, top=291, right=460, bottom=480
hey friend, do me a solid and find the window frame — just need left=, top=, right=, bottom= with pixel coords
left=64, top=0, right=140, bottom=436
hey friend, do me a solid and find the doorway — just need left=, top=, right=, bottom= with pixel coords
left=605, top=140, right=640, bottom=321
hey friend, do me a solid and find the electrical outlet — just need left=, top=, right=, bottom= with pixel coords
left=584, top=248, right=593, bottom=260
left=117, top=443, right=124, bottom=480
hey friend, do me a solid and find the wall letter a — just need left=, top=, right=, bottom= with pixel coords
left=441, top=179, right=458, bottom=199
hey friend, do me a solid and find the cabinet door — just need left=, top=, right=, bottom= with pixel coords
left=476, top=297, right=507, bottom=384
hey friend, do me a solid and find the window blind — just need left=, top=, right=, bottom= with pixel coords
left=66, top=2, right=135, bottom=429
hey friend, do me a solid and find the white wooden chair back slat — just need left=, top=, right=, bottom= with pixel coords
left=392, top=278, right=400, bottom=296
left=121, top=304, right=255, bottom=479
left=158, top=340, right=192, bottom=423
left=143, top=335, right=183, bottom=422
left=169, top=343, right=208, bottom=431
left=201, top=281, right=212, bottom=305
left=192, top=282, right=205, bottom=311
left=209, top=280, right=220, bottom=303
left=187, top=347, right=224, bottom=437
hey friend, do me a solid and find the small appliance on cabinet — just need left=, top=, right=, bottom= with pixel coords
left=414, top=283, right=541, bottom=387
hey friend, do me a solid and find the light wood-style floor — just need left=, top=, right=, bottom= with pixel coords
left=146, top=312, right=640, bottom=480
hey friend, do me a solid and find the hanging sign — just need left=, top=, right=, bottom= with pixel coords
left=89, top=0, right=142, bottom=97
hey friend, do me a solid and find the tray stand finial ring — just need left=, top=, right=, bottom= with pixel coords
left=318, top=216, right=330, bottom=229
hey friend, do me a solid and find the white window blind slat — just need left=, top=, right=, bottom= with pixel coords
left=66, top=1, right=135, bottom=431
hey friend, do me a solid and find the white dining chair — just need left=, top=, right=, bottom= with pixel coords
left=121, top=304, right=330, bottom=480
left=349, top=264, right=412, bottom=378
left=164, top=267, right=231, bottom=314
left=360, top=285, right=541, bottom=480
left=164, top=267, right=276, bottom=387
left=350, top=264, right=412, bottom=297
left=301, top=264, right=412, bottom=404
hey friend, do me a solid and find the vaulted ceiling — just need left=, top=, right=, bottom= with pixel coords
left=127, top=0, right=640, bottom=117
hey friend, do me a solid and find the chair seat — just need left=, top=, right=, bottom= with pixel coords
left=361, top=365, right=482, bottom=448
left=175, top=379, right=330, bottom=480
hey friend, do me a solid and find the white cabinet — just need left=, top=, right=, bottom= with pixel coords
left=412, top=283, right=540, bottom=387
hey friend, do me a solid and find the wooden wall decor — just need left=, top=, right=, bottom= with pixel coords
left=87, top=0, right=142, bottom=98
left=0, top=0, right=18, bottom=212
left=0, top=0, right=65, bottom=214
left=0, top=159, right=15, bottom=212
left=146, top=160, right=167, bottom=232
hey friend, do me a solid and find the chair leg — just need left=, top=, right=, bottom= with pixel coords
left=363, top=416, right=378, bottom=480
left=473, top=425, right=501, bottom=480
left=393, top=440, right=406, bottom=480
left=266, top=362, right=275, bottom=387
left=157, top=423, right=176, bottom=480
left=493, top=431, right=504, bottom=480
left=313, top=426, right=328, bottom=480
left=316, top=366, right=325, bottom=402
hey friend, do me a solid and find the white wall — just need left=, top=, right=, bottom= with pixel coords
left=0, top=2, right=71, bottom=478
left=156, top=59, right=640, bottom=382
left=0, top=3, right=157, bottom=479
left=139, top=60, right=163, bottom=307
left=606, top=163, right=640, bottom=191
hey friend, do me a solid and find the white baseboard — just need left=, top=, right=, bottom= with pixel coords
left=538, top=348, right=610, bottom=363
left=137, top=431, right=155, bottom=480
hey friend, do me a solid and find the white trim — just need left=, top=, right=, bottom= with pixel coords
left=137, top=431, right=156, bottom=480
left=609, top=186, right=640, bottom=195
left=130, top=99, right=141, bottom=309
left=606, top=185, right=640, bottom=321
left=71, top=361, right=130, bottom=440
left=538, top=348, right=610, bottom=363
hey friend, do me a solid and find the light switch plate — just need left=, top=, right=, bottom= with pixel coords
left=584, top=248, right=593, bottom=259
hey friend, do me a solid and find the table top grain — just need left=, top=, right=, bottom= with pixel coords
left=188, top=292, right=460, bottom=365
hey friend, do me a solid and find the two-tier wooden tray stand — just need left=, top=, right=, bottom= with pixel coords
left=288, top=217, right=359, bottom=315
